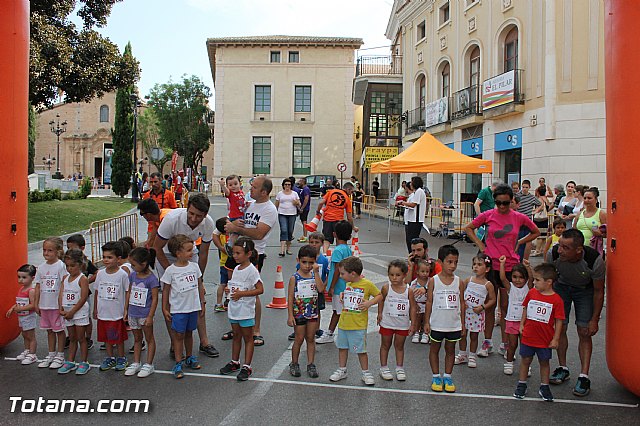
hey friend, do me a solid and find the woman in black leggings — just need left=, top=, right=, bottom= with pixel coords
left=399, top=177, right=427, bottom=252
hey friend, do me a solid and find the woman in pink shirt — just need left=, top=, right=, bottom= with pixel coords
left=464, top=184, right=540, bottom=356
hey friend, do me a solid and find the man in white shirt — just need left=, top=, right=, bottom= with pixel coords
left=225, top=176, right=278, bottom=346
left=153, top=193, right=219, bottom=358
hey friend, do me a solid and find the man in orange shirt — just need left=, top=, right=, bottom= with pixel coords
left=316, top=181, right=359, bottom=251
left=143, top=172, right=178, bottom=210
left=138, top=198, right=172, bottom=249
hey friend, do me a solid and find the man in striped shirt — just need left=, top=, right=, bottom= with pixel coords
left=517, top=180, right=541, bottom=218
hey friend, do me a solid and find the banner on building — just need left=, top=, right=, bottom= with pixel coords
left=103, top=143, right=114, bottom=185
left=425, top=97, right=449, bottom=128
left=363, top=146, right=399, bottom=168
left=482, top=70, right=515, bottom=110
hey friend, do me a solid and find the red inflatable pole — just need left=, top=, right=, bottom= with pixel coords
left=605, top=0, right=640, bottom=397
left=0, top=0, right=29, bottom=347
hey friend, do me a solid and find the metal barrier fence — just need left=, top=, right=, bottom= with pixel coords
left=89, top=213, right=139, bottom=264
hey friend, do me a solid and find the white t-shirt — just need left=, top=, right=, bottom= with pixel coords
left=94, top=268, right=130, bottom=321
left=276, top=191, right=300, bottom=215
left=405, top=188, right=427, bottom=224
left=157, top=208, right=214, bottom=256
left=243, top=200, right=278, bottom=255
left=61, top=274, right=89, bottom=320
left=161, top=262, right=202, bottom=314
left=35, top=260, right=67, bottom=310
left=227, top=264, right=261, bottom=320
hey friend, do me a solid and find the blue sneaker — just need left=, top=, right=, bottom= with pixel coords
left=185, top=355, right=202, bottom=370
left=431, top=376, right=443, bottom=392
left=573, top=377, right=591, bottom=397
left=443, top=376, right=456, bottom=393
left=57, top=361, right=77, bottom=374
left=115, top=357, right=128, bottom=371
left=173, top=361, right=185, bottom=379
left=100, top=357, right=116, bottom=371
left=75, top=362, right=91, bottom=375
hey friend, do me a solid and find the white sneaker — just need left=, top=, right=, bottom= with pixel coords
left=49, top=355, right=64, bottom=369
left=329, top=368, right=347, bottom=382
left=504, top=361, right=514, bottom=375
left=468, top=355, right=477, bottom=368
left=395, top=367, right=407, bottom=381
left=361, top=371, right=375, bottom=386
left=420, top=333, right=430, bottom=344
left=379, top=367, right=393, bottom=381
left=125, top=362, right=142, bottom=376
left=454, top=353, right=468, bottom=365
left=477, top=340, right=491, bottom=357
left=21, top=353, right=38, bottom=365
left=316, top=333, right=335, bottom=344
left=137, top=363, right=155, bottom=378
left=38, top=354, right=54, bottom=368
left=412, top=333, right=421, bottom=344
left=16, top=350, right=29, bottom=361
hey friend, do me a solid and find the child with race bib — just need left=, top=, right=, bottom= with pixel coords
left=220, top=237, right=264, bottom=381
left=455, top=253, right=496, bottom=368
left=425, top=245, right=465, bottom=393
left=161, top=235, right=205, bottom=379
left=6, top=264, right=38, bottom=365
left=410, top=259, right=432, bottom=344
left=513, top=263, right=565, bottom=401
left=125, top=247, right=160, bottom=378
left=329, top=257, right=382, bottom=386
left=57, top=249, right=91, bottom=375
left=34, top=237, right=67, bottom=369
left=307, top=232, right=330, bottom=339
left=94, top=241, right=130, bottom=372
left=499, top=256, right=534, bottom=375
left=377, top=259, right=417, bottom=381
left=287, top=245, right=326, bottom=378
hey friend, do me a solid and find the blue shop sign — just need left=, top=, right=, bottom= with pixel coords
left=462, top=137, right=483, bottom=156
left=495, top=128, right=522, bottom=152
left=445, top=143, right=454, bottom=149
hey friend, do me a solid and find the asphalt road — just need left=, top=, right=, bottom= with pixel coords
left=1, top=196, right=638, bottom=425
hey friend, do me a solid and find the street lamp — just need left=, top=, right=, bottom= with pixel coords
left=42, top=155, right=56, bottom=171
left=130, top=94, right=141, bottom=202
left=48, top=114, right=67, bottom=179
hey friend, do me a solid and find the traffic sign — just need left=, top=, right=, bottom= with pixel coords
left=337, top=162, right=347, bottom=172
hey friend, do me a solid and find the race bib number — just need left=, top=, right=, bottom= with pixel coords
left=99, top=283, right=118, bottom=301
left=62, top=290, right=79, bottom=309
left=296, top=279, right=317, bottom=299
left=176, top=273, right=198, bottom=293
left=41, top=276, right=58, bottom=293
left=526, top=300, right=553, bottom=323
left=465, top=289, right=484, bottom=308
left=435, top=289, right=459, bottom=310
left=343, top=288, right=364, bottom=313
left=387, top=297, right=408, bottom=317
left=15, top=297, right=29, bottom=316
left=129, top=286, right=149, bottom=307
left=507, top=304, right=524, bottom=321
left=228, top=280, right=247, bottom=298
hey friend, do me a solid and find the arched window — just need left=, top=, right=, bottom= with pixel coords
left=419, top=75, right=426, bottom=108
left=504, top=27, right=518, bottom=72
left=99, top=105, right=109, bottom=123
left=469, top=46, right=480, bottom=87
left=440, top=62, right=450, bottom=98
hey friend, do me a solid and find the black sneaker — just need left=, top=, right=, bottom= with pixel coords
left=550, top=367, right=570, bottom=384
left=514, top=382, right=527, bottom=399
left=288, top=332, right=295, bottom=341
left=573, top=376, right=591, bottom=397
left=199, top=344, right=220, bottom=358
left=289, top=362, right=301, bottom=377
left=315, top=329, right=324, bottom=338
left=129, top=340, right=147, bottom=354
left=86, top=338, right=94, bottom=350
left=220, top=361, right=240, bottom=375
left=64, top=337, right=70, bottom=349
left=307, top=363, right=319, bottom=378
left=539, top=384, right=554, bottom=401
left=237, top=365, right=252, bottom=381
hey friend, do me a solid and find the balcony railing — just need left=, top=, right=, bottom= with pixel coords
left=355, top=55, right=403, bottom=77
left=481, top=69, right=525, bottom=111
left=405, top=106, right=425, bottom=135
left=451, top=85, right=481, bottom=120
left=205, top=110, right=215, bottom=124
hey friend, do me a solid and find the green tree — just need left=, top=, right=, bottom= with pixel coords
left=110, top=43, right=135, bottom=197
left=29, top=0, right=140, bottom=109
left=148, top=75, right=212, bottom=172
left=138, top=108, right=171, bottom=174
left=28, top=105, right=37, bottom=174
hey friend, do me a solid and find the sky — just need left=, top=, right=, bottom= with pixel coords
left=97, top=0, right=396, bottom=103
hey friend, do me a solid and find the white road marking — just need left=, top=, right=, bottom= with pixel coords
left=5, top=357, right=633, bottom=409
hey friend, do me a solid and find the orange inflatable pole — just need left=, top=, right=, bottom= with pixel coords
left=605, top=0, right=640, bottom=397
left=0, top=0, right=29, bottom=347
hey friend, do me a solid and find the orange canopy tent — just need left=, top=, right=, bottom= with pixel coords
left=370, top=131, right=492, bottom=174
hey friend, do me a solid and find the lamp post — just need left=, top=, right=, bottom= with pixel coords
left=42, top=155, right=55, bottom=171
left=130, top=94, right=141, bottom=202
left=48, top=114, right=67, bottom=179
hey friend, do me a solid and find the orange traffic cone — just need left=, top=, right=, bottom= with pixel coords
left=305, top=208, right=324, bottom=232
left=267, top=265, right=288, bottom=309
left=351, top=232, right=362, bottom=256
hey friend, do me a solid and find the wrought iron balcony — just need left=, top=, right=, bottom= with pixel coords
left=355, top=55, right=402, bottom=77
left=451, top=85, right=481, bottom=120
left=405, top=106, right=425, bottom=135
